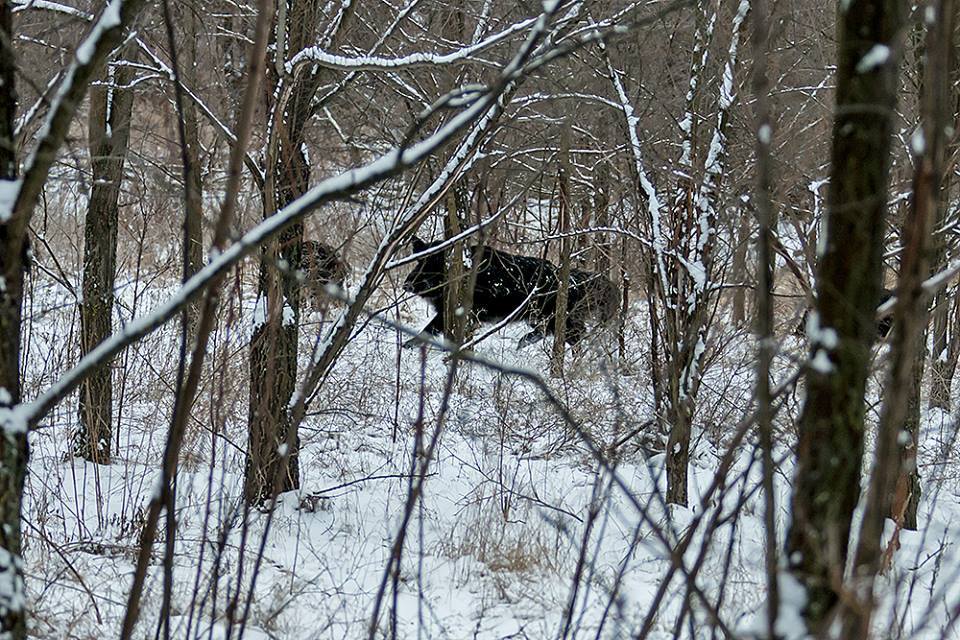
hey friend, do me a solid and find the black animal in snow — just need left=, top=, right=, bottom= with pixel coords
left=402, top=236, right=618, bottom=347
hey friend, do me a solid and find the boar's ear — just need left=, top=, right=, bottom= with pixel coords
left=410, top=236, right=427, bottom=253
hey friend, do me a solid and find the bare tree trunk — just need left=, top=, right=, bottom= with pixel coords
left=0, top=4, right=26, bottom=635
left=552, top=125, right=572, bottom=376
left=75, top=54, right=135, bottom=464
left=663, top=1, right=747, bottom=506
left=443, top=188, right=467, bottom=344
left=245, top=0, right=331, bottom=505
left=731, top=207, right=750, bottom=325
left=929, top=294, right=952, bottom=408
left=751, top=0, right=779, bottom=631
left=180, top=0, right=204, bottom=327
left=594, top=162, right=611, bottom=276
left=785, top=0, right=903, bottom=632
left=927, top=13, right=960, bottom=412
left=842, top=4, right=953, bottom=635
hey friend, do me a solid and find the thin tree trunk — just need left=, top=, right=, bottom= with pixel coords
left=731, top=207, right=749, bottom=325
left=180, top=1, right=204, bottom=328
left=785, top=0, right=903, bottom=632
left=664, top=0, right=748, bottom=507
left=75, top=55, right=135, bottom=464
left=552, top=125, right=572, bottom=376
left=929, top=295, right=951, bottom=408
left=594, top=162, right=611, bottom=276
left=443, top=188, right=467, bottom=344
left=0, top=3, right=26, bottom=635
left=927, top=12, right=960, bottom=412
left=751, top=0, right=779, bottom=630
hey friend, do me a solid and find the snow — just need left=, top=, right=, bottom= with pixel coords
left=286, top=15, right=537, bottom=73
left=0, top=547, right=25, bottom=627
left=0, top=403, right=27, bottom=435
left=14, top=262, right=960, bottom=639
left=856, top=44, right=891, bottom=73
left=251, top=295, right=268, bottom=330
left=18, top=288, right=762, bottom=637
left=0, top=179, right=20, bottom=222
left=75, top=0, right=122, bottom=66
left=805, top=311, right=838, bottom=350
left=911, top=127, right=926, bottom=156
left=759, top=124, right=771, bottom=144
left=810, top=349, right=834, bottom=374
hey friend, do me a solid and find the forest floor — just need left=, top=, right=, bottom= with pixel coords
left=18, top=276, right=960, bottom=639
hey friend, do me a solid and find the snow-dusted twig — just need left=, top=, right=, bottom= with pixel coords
left=286, top=15, right=538, bottom=73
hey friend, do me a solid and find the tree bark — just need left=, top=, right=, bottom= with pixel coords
left=245, top=0, right=332, bottom=505
left=594, top=162, right=611, bottom=276
left=443, top=188, right=467, bottom=344
left=0, top=4, right=26, bottom=635
left=552, top=124, right=572, bottom=376
left=731, top=205, right=750, bottom=325
left=843, top=4, right=953, bottom=635
left=75, top=54, right=136, bottom=464
left=785, top=0, right=903, bottom=632
left=180, top=0, right=204, bottom=330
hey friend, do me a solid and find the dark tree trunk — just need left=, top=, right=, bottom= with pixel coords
left=552, top=125, right=572, bottom=376
left=180, top=1, right=204, bottom=327
left=785, top=0, right=903, bottom=632
left=75, top=57, right=135, bottom=464
left=245, top=0, right=330, bottom=505
left=843, top=4, right=953, bottom=635
left=0, top=3, right=26, bottom=635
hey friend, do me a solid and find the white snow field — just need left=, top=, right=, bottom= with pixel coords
left=18, top=274, right=960, bottom=639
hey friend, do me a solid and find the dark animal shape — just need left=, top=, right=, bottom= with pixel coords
left=403, top=237, right=617, bottom=347
left=518, top=268, right=620, bottom=347
left=795, top=288, right=894, bottom=340
left=301, top=240, right=348, bottom=311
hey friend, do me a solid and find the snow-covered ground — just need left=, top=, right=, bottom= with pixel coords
left=17, top=273, right=960, bottom=639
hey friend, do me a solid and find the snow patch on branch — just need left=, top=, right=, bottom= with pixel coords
left=806, top=311, right=837, bottom=374
left=0, top=402, right=27, bottom=436
left=910, top=127, right=926, bottom=156
left=856, top=44, right=890, bottom=73
left=286, top=15, right=536, bottom=73
left=0, top=179, right=21, bottom=222
left=0, top=547, right=25, bottom=628
left=607, top=61, right=670, bottom=301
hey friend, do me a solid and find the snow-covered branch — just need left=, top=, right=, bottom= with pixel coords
left=286, top=15, right=538, bottom=73
left=19, top=0, right=575, bottom=430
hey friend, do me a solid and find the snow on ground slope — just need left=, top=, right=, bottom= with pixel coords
left=17, top=276, right=960, bottom=638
